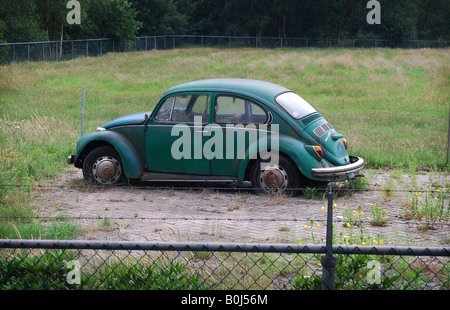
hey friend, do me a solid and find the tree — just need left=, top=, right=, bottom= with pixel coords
left=415, top=0, right=450, bottom=40
left=130, top=0, right=188, bottom=35
left=0, top=0, right=48, bottom=42
left=371, top=0, right=418, bottom=43
left=81, top=0, right=142, bottom=39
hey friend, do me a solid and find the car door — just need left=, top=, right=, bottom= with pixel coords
left=210, top=94, right=269, bottom=177
left=145, top=93, right=212, bottom=175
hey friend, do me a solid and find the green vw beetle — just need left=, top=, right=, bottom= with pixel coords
left=68, top=78, right=364, bottom=193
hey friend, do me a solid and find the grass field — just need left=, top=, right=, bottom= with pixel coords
left=0, top=47, right=449, bottom=238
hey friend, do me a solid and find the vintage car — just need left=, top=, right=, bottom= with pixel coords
left=68, top=78, right=364, bottom=193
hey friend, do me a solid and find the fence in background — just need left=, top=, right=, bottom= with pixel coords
left=0, top=184, right=449, bottom=290
left=1, top=35, right=449, bottom=64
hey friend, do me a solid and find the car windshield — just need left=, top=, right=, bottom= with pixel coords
left=275, top=92, right=316, bottom=119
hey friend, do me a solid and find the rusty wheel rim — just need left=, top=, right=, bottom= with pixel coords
left=92, top=156, right=122, bottom=185
left=259, top=164, right=288, bottom=192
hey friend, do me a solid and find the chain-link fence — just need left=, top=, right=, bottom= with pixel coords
left=1, top=183, right=449, bottom=290
left=1, top=35, right=449, bottom=64
left=0, top=239, right=448, bottom=290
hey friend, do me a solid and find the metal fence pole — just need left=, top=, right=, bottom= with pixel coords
left=81, top=88, right=85, bottom=137
left=321, top=186, right=337, bottom=290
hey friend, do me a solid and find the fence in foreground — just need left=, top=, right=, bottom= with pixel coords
left=1, top=35, right=449, bottom=64
left=0, top=239, right=448, bottom=290
left=1, top=185, right=449, bottom=290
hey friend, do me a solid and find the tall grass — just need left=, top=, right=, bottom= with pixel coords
left=0, top=47, right=448, bottom=238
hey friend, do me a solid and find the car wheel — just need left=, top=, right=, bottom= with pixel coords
left=250, top=155, right=301, bottom=195
left=83, top=146, right=126, bottom=185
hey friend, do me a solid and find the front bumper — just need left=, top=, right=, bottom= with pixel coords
left=312, top=156, right=364, bottom=178
left=67, top=155, right=75, bottom=164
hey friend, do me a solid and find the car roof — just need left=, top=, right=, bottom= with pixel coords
left=163, top=78, right=291, bottom=103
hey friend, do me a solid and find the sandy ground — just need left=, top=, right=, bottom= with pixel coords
left=32, top=167, right=449, bottom=247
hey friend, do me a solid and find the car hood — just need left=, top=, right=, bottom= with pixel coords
left=102, top=112, right=152, bottom=129
left=301, top=116, right=350, bottom=166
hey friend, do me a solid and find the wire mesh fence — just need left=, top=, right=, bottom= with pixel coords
left=1, top=35, right=449, bottom=64
left=0, top=239, right=448, bottom=290
left=0, top=181, right=449, bottom=290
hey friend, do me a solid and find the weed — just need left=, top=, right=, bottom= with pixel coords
left=302, top=187, right=316, bottom=199
left=369, top=203, right=389, bottom=227
left=404, top=188, right=450, bottom=229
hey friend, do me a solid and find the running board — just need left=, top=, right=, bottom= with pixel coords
left=140, top=172, right=237, bottom=183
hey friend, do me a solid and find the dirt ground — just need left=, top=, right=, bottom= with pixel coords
left=32, top=167, right=449, bottom=247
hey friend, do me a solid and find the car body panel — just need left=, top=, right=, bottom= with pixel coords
left=74, top=129, right=145, bottom=179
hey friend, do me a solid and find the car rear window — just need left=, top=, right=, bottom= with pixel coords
left=275, top=92, right=316, bottom=119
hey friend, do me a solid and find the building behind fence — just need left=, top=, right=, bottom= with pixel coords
left=0, top=35, right=449, bottom=64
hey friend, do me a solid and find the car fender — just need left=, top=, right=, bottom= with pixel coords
left=75, top=131, right=144, bottom=179
left=237, top=134, right=320, bottom=182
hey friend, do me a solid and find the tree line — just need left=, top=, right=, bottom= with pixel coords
left=0, top=0, right=448, bottom=44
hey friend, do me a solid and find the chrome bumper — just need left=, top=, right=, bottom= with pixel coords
left=312, top=156, right=364, bottom=178
left=67, top=155, right=75, bottom=164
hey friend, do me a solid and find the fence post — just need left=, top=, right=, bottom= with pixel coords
left=321, top=186, right=337, bottom=290
left=81, top=88, right=85, bottom=137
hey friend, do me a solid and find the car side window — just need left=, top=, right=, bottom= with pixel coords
left=155, top=97, right=175, bottom=121
left=155, top=94, right=210, bottom=123
left=215, top=95, right=267, bottom=124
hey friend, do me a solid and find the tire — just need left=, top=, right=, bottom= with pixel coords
left=83, top=146, right=126, bottom=185
left=250, top=154, right=301, bottom=196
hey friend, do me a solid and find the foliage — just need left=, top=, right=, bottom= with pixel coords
left=0, top=249, right=209, bottom=290
left=81, top=0, right=142, bottom=39
left=0, top=1, right=449, bottom=43
left=289, top=254, right=425, bottom=290
left=93, top=260, right=210, bottom=290
left=0, top=249, right=73, bottom=289
left=403, top=187, right=450, bottom=229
